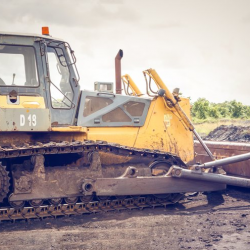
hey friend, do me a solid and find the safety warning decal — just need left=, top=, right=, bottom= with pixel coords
left=164, top=114, right=172, bottom=128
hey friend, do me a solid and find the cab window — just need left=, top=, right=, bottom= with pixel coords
left=0, top=45, right=39, bottom=87
left=47, top=47, right=73, bottom=109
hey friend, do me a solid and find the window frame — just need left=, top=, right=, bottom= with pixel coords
left=0, top=44, right=40, bottom=88
left=46, top=45, right=74, bottom=110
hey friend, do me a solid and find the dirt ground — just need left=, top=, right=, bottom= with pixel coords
left=0, top=187, right=250, bottom=250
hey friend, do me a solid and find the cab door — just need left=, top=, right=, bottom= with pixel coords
left=0, top=37, right=51, bottom=132
left=42, top=42, right=80, bottom=126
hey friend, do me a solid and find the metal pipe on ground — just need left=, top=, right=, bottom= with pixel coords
left=115, top=49, right=123, bottom=94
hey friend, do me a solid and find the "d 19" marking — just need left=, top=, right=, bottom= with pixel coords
left=20, top=114, right=37, bottom=127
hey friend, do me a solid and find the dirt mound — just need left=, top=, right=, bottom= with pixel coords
left=204, top=125, right=250, bottom=142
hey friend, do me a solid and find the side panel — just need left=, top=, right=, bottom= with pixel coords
left=86, top=126, right=140, bottom=147
left=134, top=97, right=194, bottom=163
left=0, top=108, right=50, bottom=131
left=85, top=100, right=156, bottom=148
left=78, top=90, right=152, bottom=147
left=77, top=91, right=151, bottom=127
left=83, top=93, right=194, bottom=163
left=88, top=96, right=194, bottom=163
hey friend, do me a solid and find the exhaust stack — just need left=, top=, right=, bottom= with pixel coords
left=115, top=49, right=123, bottom=94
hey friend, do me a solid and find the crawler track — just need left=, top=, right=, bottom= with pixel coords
left=0, top=140, right=185, bottom=164
left=0, top=140, right=186, bottom=221
left=0, top=194, right=184, bottom=222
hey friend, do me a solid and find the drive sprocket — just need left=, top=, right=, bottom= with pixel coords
left=0, top=163, right=10, bottom=203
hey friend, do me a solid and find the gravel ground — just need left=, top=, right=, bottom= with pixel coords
left=0, top=187, right=250, bottom=250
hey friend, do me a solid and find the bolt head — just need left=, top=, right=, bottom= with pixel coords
left=175, top=169, right=181, bottom=176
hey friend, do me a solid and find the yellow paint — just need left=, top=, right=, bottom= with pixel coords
left=0, top=96, right=45, bottom=109
left=87, top=126, right=140, bottom=147
left=51, top=126, right=87, bottom=132
left=22, top=101, right=41, bottom=108
left=134, top=97, right=194, bottom=162
left=144, top=69, right=194, bottom=131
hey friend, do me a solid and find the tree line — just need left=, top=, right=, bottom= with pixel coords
left=191, top=98, right=250, bottom=120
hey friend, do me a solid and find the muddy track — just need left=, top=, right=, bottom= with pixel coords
left=0, top=195, right=183, bottom=222
left=0, top=140, right=185, bottom=221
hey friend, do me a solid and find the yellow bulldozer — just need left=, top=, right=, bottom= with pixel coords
left=0, top=27, right=249, bottom=221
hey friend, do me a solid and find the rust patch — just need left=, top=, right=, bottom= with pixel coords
left=99, top=152, right=133, bottom=165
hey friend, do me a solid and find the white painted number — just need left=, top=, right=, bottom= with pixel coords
left=20, top=115, right=25, bottom=126
left=20, top=114, right=37, bottom=127
left=32, top=114, right=37, bottom=126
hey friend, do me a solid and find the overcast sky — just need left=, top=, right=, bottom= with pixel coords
left=1, top=0, right=250, bottom=104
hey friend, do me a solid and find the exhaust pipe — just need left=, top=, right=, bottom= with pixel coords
left=115, top=49, right=123, bottom=94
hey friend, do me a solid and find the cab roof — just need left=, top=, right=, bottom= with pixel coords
left=0, top=31, right=64, bottom=42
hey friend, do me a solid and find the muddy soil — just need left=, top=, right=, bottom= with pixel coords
left=205, top=125, right=250, bottom=142
left=1, top=187, right=250, bottom=250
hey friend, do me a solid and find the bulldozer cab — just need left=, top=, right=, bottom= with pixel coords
left=0, top=32, right=80, bottom=129
left=0, top=31, right=152, bottom=130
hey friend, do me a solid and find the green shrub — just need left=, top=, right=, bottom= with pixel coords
left=191, top=99, right=250, bottom=121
